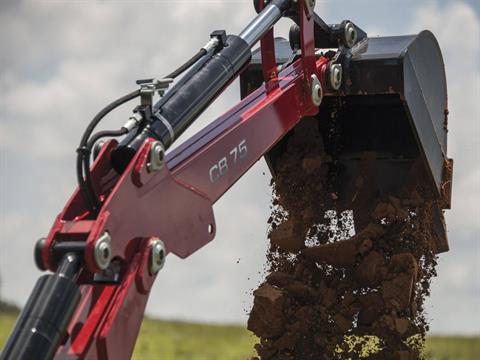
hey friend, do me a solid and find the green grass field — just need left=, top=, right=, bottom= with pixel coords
left=1, top=311, right=478, bottom=359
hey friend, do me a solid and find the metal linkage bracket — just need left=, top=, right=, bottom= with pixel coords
left=304, top=0, right=316, bottom=18
left=299, top=0, right=318, bottom=114
left=136, top=78, right=173, bottom=105
left=258, top=0, right=279, bottom=91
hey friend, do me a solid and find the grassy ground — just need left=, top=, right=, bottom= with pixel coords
left=1, top=311, right=478, bottom=359
left=423, top=337, right=480, bottom=360
left=134, top=318, right=257, bottom=359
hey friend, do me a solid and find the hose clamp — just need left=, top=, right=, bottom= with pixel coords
left=137, top=78, right=174, bottom=105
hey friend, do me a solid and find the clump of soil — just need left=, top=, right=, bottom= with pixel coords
left=248, top=118, right=442, bottom=359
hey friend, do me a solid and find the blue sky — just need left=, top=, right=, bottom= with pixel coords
left=0, top=0, right=479, bottom=335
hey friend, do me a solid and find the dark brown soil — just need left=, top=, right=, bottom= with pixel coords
left=248, top=118, right=441, bottom=359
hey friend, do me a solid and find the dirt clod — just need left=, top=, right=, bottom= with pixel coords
left=248, top=284, right=287, bottom=339
left=269, top=219, right=305, bottom=252
left=248, top=118, right=442, bottom=359
left=303, top=238, right=357, bottom=266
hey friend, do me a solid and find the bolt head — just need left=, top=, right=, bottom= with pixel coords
left=149, top=239, right=166, bottom=274
left=310, top=74, right=323, bottom=106
left=329, top=63, right=343, bottom=91
left=147, top=141, right=165, bottom=172
left=94, top=232, right=112, bottom=270
left=344, top=22, right=357, bottom=48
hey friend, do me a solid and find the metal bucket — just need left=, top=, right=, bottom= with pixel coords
left=240, top=32, right=452, bottom=253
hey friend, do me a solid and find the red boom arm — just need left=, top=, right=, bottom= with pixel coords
left=13, top=2, right=331, bottom=359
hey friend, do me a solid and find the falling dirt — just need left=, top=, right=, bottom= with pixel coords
left=248, top=117, right=442, bottom=359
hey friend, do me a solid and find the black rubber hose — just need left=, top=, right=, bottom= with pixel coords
left=165, top=48, right=207, bottom=79
left=82, top=128, right=128, bottom=210
left=111, top=35, right=251, bottom=174
left=76, top=48, right=208, bottom=212
left=76, top=90, right=140, bottom=212
left=78, top=90, right=141, bottom=152
left=76, top=153, right=92, bottom=209
left=87, top=128, right=129, bottom=151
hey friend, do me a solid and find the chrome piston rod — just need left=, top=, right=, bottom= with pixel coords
left=239, top=0, right=291, bottom=47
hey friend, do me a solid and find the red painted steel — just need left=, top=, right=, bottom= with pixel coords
left=56, top=56, right=328, bottom=360
left=261, top=29, right=279, bottom=92
left=258, top=0, right=278, bottom=90
left=41, top=2, right=331, bottom=358
left=300, top=0, right=318, bottom=115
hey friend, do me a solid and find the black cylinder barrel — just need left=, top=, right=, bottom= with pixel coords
left=156, top=35, right=251, bottom=143
left=110, top=0, right=292, bottom=174
left=111, top=35, right=251, bottom=173
left=1, top=254, right=81, bottom=360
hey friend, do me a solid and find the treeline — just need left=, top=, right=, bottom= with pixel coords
left=0, top=300, right=19, bottom=314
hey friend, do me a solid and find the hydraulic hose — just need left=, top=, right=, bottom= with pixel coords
left=76, top=89, right=141, bottom=212
left=166, top=48, right=208, bottom=79
left=81, top=127, right=129, bottom=209
left=111, top=0, right=291, bottom=174
left=111, top=35, right=251, bottom=174
left=77, top=40, right=221, bottom=212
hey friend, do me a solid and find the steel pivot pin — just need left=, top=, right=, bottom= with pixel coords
left=94, top=232, right=112, bottom=270
left=149, top=238, right=166, bottom=274
left=310, top=74, right=323, bottom=106
left=329, top=63, right=343, bottom=90
left=343, top=22, right=358, bottom=48
left=147, top=141, right=166, bottom=172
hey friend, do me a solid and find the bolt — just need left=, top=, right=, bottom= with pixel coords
left=93, top=140, right=106, bottom=161
left=343, top=22, right=357, bottom=48
left=149, top=238, right=166, bottom=274
left=310, top=74, right=323, bottom=106
left=147, top=141, right=165, bottom=172
left=329, top=63, right=343, bottom=91
left=94, top=232, right=112, bottom=270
